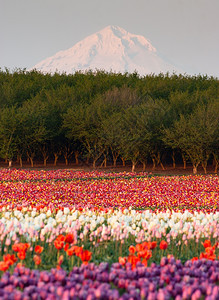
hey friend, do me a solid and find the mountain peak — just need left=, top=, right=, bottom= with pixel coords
left=32, top=26, right=177, bottom=75
left=101, top=25, right=128, bottom=36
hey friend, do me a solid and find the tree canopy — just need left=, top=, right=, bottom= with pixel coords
left=0, top=68, right=218, bottom=173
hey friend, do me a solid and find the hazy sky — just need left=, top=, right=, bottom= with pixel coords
left=1, top=0, right=219, bottom=77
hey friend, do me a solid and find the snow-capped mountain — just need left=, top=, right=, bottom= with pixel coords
left=32, top=25, right=177, bottom=75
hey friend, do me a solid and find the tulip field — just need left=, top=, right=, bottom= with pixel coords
left=0, top=169, right=218, bottom=299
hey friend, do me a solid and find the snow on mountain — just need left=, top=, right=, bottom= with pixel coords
left=32, top=25, right=177, bottom=75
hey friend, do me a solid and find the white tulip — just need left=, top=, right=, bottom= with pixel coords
left=64, top=207, right=70, bottom=215
left=46, top=210, right=52, bottom=217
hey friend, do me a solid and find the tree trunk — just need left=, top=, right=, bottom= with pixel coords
left=142, top=160, right=147, bottom=171
left=44, top=157, right=48, bottom=167
left=54, top=154, right=59, bottom=166
left=193, top=166, right=197, bottom=174
left=113, top=157, right=117, bottom=167
left=75, top=151, right=79, bottom=165
left=171, top=151, right=176, bottom=169
left=201, top=161, right=207, bottom=174
left=30, top=157, right=34, bottom=168
left=40, top=146, right=49, bottom=167
left=63, top=146, right=73, bottom=167
left=42, top=153, right=49, bottom=167
left=19, top=156, right=23, bottom=168
left=86, top=155, right=90, bottom=165
left=111, top=148, right=119, bottom=167
left=181, top=153, right=186, bottom=169
left=17, top=154, right=23, bottom=167
left=160, top=161, right=165, bottom=171
left=152, top=157, right=156, bottom=170
left=132, top=161, right=137, bottom=172
left=8, top=160, right=12, bottom=168
left=183, top=159, right=186, bottom=170
left=192, top=162, right=200, bottom=175
left=27, top=151, right=35, bottom=167
left=64, top=156, right=68, bottom=166
left=93, top=159, right=97, bottom=169
left=112, top=153, right=119, bottom=167
left=157, top=152, right=165, bottom=170
left=121, top=157, right=126, bottom=166
left=100, top=156, right=107, bottom=168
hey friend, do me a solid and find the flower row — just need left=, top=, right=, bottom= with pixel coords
left=0, top=169, right=142, bottom=182
left=0, top=171, right=218, bottom=213
left=0, top=258, right=218, bottom=299
left=0, top=208, right=218, bottom=244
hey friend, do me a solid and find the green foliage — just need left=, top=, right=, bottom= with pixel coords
left=0, top=106, right=19, bottom=162
left=0, top=69, right=218, bottom=171
left=163, top=100, right=219, bottom=173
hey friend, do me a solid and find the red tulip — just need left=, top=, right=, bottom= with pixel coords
left=159, top=240, right=168, bottom=250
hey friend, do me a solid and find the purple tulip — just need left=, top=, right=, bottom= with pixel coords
left=191, top=289, right=202, bottom=300
left=0, top=258, right=218, bottom=299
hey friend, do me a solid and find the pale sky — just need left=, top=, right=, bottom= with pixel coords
left=1, top=0, right=219, bottom=77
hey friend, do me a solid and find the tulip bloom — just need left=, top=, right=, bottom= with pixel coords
left=35, top=245, right=44, bottom=254
left=203, top=240, right=211, bottom=248
left=17, top=251, right=26, bottom=260
left=12, top=243, right=30, bottom=253
left=150, top=241, right=157, bottom=249
left=33, top=255, right=41, bottom=265
left=129, top=245, right=136, bottom=255
left=65, top=233, right=75, bottom=244
left=128, top=255, right=141, bottom=269
left=136, top=244, right=143, bottom=252
left=54, top=239, right=64, bottom=250
left=119, top=257, right=127, bottom=266
left=0, top=261, right=9, bottom=272
left=3, top=254, right=17, bottom=266
left=79, top=250, right=92, bottom=265
left=160, top=240, right=168, bottom=250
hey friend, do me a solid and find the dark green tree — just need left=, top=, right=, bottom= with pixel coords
left=0, top=106, right=19, bottom=167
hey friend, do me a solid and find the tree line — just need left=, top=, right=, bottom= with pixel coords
left=0, top=68, right=218, bottom=173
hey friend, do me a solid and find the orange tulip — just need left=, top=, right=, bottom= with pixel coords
left=0, top=261, right=10, bottom=272
left=129, top=245, right=136, bottom=255
left=128, top=255, right=140, bottom=268
left=74, top=246, right=83, bottom=257
left=56, top=235, right=65, bottom=241
left=12, top=243, right=30, bottom=253
left=136, top=244, right=143, bottom=252
left=17, top=251, right=26, bottom=260
left=54, top=239, right=64, bottom=250
left=33, top=255, right=41, bottom=265
left=142, top=259, right=148, bottom=267
left=119, top=257, right=127, bottom=266
left=66, top=246, right=76, bottom=256
left=35, top=245, right=44, bottom=254
left=3, top=254, right=17, bottom=266
left=203, top=240, right=211, bottom=248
